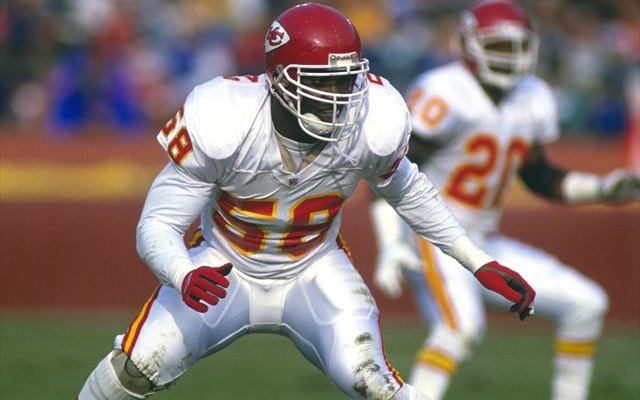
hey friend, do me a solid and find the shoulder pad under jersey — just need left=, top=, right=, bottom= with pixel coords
left=513, top=75, right=559, bottom=142
left=183, top=74, right=269, bottom=160
left=362, top=73, right=411, bottom=158
left=405, top=63, right=475, bottom=139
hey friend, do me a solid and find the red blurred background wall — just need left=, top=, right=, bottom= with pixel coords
left=1, top=132, right=638, bottom=322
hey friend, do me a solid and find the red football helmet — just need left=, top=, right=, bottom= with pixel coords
left=458, top=0, right=539, bottom=89
left=265, top=3, right=369, bottom=141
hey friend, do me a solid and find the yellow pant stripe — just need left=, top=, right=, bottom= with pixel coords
left=555, top=339, right=597, bottom=357
left=416, top=347, right=458, bottom=374
left=188, top=228, right=204, bottom=248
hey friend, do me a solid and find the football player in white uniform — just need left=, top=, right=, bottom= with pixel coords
left=370, top=1, right=640, bottom=400
left=77, top=3, right=537, bottom=400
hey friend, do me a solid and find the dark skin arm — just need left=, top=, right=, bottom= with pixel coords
left=517, top=142, right=568, bottom=201
left=405, top=134, right=441, bottom=166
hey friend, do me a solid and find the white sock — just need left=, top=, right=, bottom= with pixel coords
left=78, top=351, right=145, bottom=400
left=552, top=356, right=594, bottom=400
left=409, top=363, right=450, bottom=400
left=408, top=340, right=462, bottom=400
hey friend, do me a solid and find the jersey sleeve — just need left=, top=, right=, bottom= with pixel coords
left=361, top=74, right=413, bottom=186
left=136, top=163, right=216, bottom=291
left=156, top=80, right=233, bottom=184
left=362, top=74, right=466, bottom=252
left=157, top=76, right=269, bottom=183
left=141, top=77, right=252, bottom=290
left=370, top=157, right=466, bottom=254
left=521, top=76, right=560, bottom=144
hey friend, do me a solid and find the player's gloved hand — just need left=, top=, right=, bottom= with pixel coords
left=374, top=243, right=423, bottom=299
left=600, top=169, right=640, bottom=203
left=474, top=261, right=535, bottom=321
left=181, top=264, right=233, bottom=313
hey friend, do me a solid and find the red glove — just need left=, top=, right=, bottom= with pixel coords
left=474, top=261, right=536, bottom=321
left=181, top=264, right=233, bottom=313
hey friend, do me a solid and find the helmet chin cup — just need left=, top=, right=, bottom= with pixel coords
left=300, top=113, right=335, bottom=138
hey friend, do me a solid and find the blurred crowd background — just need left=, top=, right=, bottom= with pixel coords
left=1, top=0, right=638, bottom=140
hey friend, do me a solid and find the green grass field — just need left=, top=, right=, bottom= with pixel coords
left=1, top=309, right=638, bottom=400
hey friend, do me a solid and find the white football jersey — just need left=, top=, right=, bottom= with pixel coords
left=138, top=73, right=465, bottom=285
left=406, top=62, right=559, bottom=235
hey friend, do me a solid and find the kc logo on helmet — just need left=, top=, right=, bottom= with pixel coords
left=265, top=21, right=290, bottom=52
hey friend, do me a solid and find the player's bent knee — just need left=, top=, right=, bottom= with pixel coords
left=559, top=284, right=609, bottom=339
left=573, top=283, right=609, bottom=320
left=582, top=291, right=609, bottom=327
left=110, top=350, right=156, bottom=397
left=590, top=289, right=609, bottom=318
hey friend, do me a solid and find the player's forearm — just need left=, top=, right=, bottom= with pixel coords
left=522, top=165, right=638, bottom=204
left=136, top=164, right=213, bottom=290
left=518, top=148, right=566, bottom=201
left=136, top=219, right=194, bottom=290
left=447, top=235, right=493, bottom=273
left=372, top=157, right=465, bottom=255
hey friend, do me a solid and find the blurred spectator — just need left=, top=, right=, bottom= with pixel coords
left=1, top=0, right=55, bottom=128
left=47, top=1, right=147, bottom=137
left=0, top=0, right=637, bottom=139
left=552, top=2, right=623, bottom=135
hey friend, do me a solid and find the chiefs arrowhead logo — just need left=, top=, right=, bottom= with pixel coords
left=265, top=21, right=290, bottom=52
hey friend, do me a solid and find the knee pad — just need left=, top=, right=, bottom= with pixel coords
left=352, top=358, right=403, bottom=400
left=110, top=350, right=156, bottom=397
